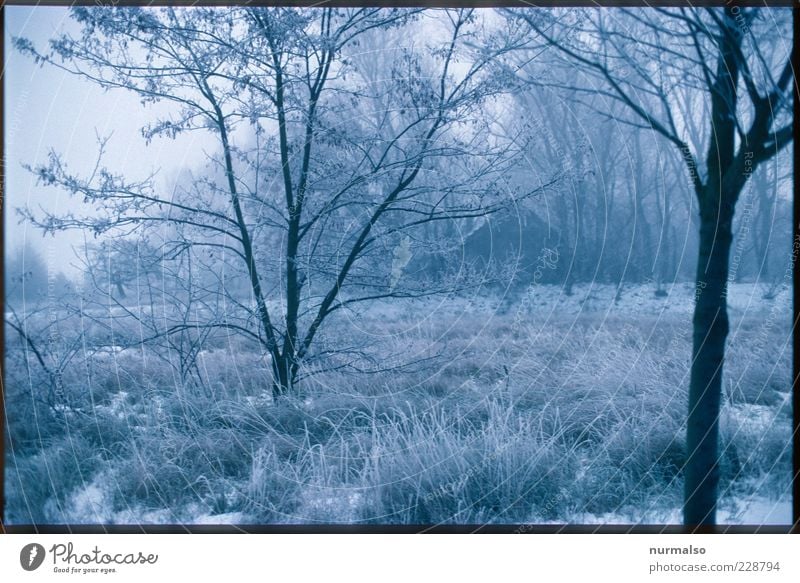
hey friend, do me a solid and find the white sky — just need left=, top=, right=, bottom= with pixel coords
left=4, top=6, right=216, bottom=277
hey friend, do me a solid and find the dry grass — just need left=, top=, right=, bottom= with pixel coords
left=4, top=298, right=792, bottom=525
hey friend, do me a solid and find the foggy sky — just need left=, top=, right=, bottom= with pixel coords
left=4, top=6, right=217, bottom=278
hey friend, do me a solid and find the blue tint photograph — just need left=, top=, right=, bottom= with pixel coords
left=3, top=4, right=793, bottom=528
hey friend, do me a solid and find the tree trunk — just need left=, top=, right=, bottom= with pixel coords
left=753, top=166, right=775, bottom=283
left=684, top=199, right=734, bottom=527
left=272, top=355, right=292, bottom=400
left=271, top=347, right=302, bottom=400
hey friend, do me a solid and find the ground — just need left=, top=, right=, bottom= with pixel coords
left=4, top=282, right=792, bottom=525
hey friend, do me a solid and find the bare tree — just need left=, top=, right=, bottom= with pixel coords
left=514, top=6, right=793, bottom=527
left=16, top=7, right=546, bottom=398
left=5, top=284, right=83, bottom=413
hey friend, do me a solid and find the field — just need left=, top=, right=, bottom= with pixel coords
left=4, top=282, right=792, bottom=525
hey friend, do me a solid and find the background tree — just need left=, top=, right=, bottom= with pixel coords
left=5, top=244, right=81, bottom=410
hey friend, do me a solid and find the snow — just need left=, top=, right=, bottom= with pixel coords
left=718, top=497, right=791, bottom=525
left=57, top=477, right=244, bottom=524
left=355, top=281, right=790, bottom=324
left=95, top=391, right=129, bottom=419
left=565, top=496, right=791, bottom=526
left=58, top=481, right=109, bottom=524
left=194, top=512, right=245, bottom=525
left=294, top=489, right=365, bottom=523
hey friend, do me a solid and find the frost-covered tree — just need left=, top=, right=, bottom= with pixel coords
left=515, top=6, right=793, bottom=527
left=16, top=7, right=546, bottom=397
